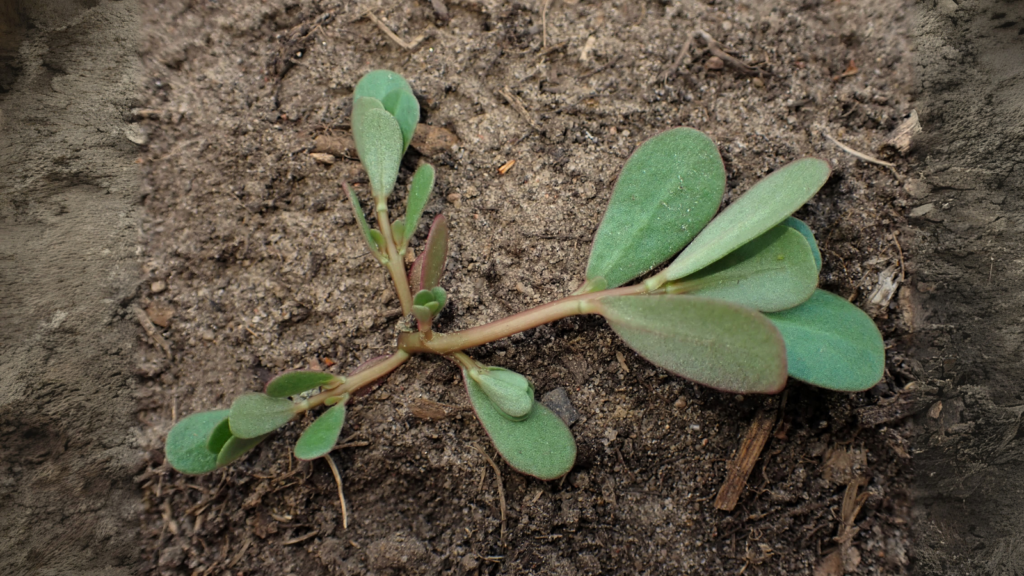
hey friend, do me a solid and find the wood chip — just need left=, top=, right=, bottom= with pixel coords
left=824, top=133, right=895, bottom=168
left=313, top=134, right=355, bottom=158
left=714, top=408, right=776, bottom=511
left=309, top=152, right=335, bottom=165
left=499, top=86, right=540, bottom=132
left=886, top=110, right=921, bottom=155
left=497, top=159, right=516, bottom=175
left=132, top=304, right=172, bottom=358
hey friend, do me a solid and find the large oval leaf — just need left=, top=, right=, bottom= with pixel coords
left=465, top=374, right=576, bottom=480
left=666, top=225, right=818, bottom=312
left=585, top=128, right=726, bottom=290
left=266, top=371, right=342, bottom=398
left=663, top=158, right=831, bottom=282
left=598, top=295, right=787, bottom=394
left=764, top=289, right=884, bottom=392
left=351, top=97, right=403, bottom=200
left=229, top=393, right=296, bottom=439
left=165, top=409, right=229, bottom=475
left=294, top=403, right=347, bottom=461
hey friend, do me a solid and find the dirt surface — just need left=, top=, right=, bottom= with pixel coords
left=0, top=1, right=142, bottom=575
left=906, top=0, right=1024, bottom=574
left=127, top=1, right=925, bottom=575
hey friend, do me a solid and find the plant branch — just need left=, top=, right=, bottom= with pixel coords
left=399, top=284, right=648, bottom=354
left=376, top=202, right=414, bottom=314
left=302, top=350, right=410, bottom=410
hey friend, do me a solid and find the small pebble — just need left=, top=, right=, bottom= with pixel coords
left=707, top=56, right=725, bottom=70
left=150, top=280, right=166, bottom=294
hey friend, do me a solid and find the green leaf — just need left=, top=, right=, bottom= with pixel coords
left=345, top=182, right=386, bottom=263
left=430, top=286, right=447, bottom=309
left=206, top=417, right=232, bottom=454
left=391, top=218, right=406, bottom=247
left=781, top=216, right=822, bottom=272
left=266, top=371, right=342, bottom=398
left=666, top=225, right=818, bottom=312
left=354, top=69, right=414, bottom=103
left=165, top=409, right=230, bottom=475
left=764, top=289, right=884, bottom=392
left=294, top=403, right=347, bottom=460
left=466, top=367, right=535, bottom=420
left=381, top=89, right=420, bottom=153
left=585, top=128, right=726, bottom=289
left=464, top=372, right=576, bottom=480
left=663, top=158, right=831, bottom=282
left=410, top=214, right=448, bottom=293
left=351, top=97, right=403, bottom=200
left=216, top=434, right=269, bottom=468
left=598, top=295, right=788, bottom=394
left=229, top=393, right=296, bottom=439
left=401, top=163, right=435, bottom=250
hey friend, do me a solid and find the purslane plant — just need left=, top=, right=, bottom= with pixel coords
left=165, top=70, right=885, bottom=483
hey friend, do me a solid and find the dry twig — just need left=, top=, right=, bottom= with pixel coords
left=499, top=86, right=540, bottom=132
left=824, top=133, right=895, bottom=168
left=132, top=304, right=172, bottom=359
left=365, top=12, right=425, bottom=50
left=696, top=29, right=763, bottom=76
left=660, top=33, right=694, bottom=82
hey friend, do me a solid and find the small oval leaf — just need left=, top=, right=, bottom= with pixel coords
left=599, top=295, right=788, bottom=394
left=381, top=89, right=420, bottom=153
left=354, top=69, right=414, bottom=103
left=781, top=216, right=822, bottom=272
left=402, top=163, right=435, bottom=251
left=663, top=158, right=831, bottom=281
left=666, top=225, right=818, bottom=312
left=465, top=375, right=576, bottom=480
left=352, top=98, right=403, bottom=199
left=412, top=214, right=448, bottom=293
left=229, top=393, right=296, bottom=439
left=216, top=434, right=270, bottom=468
left=206, top=417, right=232, bottom=454
left=586, top=128, right=726, bottom=289
left=764, top=289, right=884, bottom=391
left=345, top=182, right=385, bottom=263
left=294, top=403, right=347, bottom=461
left=266, top=371, right=341, bottom=398
left=466, top=367, right=535, bottom=420
left=165, top=409, right=230, bottom=475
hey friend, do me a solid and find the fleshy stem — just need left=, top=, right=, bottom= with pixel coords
left=375, top=200, right=414, bottom=315
left=298, top=350, right=410, bottom=412
left=399, top=284, right=648, bottom=355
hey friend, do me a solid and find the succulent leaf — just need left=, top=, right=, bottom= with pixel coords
left=266, top=371, right=342, bottom=398
left=294, top=403, right=347, bottom=461
left=598, top=295, right=788, bottom=394
left=216, top=434, right=269, bottom=468
left=354, top=69, right=414, bottom=104
left=229, top=393, right=296, bottom=439
left=464, top=371, right=576, bottom=480
left=381, top=89, right=420, bottom=153
left=165, top=409, right=230, bottom=475
left=765, top=289, right=884, bottom=391
left=663, top=158, right=831, bottom=282
left=586, top=128, right=726, bottom=289
left=666, top=225, right=818, bottom=312
left=402, top=163, right=436, bottom=250
left=781, top=216, right=822, bottom=272
left=410, top=214, right=448, bottom=293
left=351, top=97, right=403, bottom=200
left=206, top=417, right=232, bottom=454
left=345, top=183, right=386, bottom=263
left=467, top=367, right=535, bottom=420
